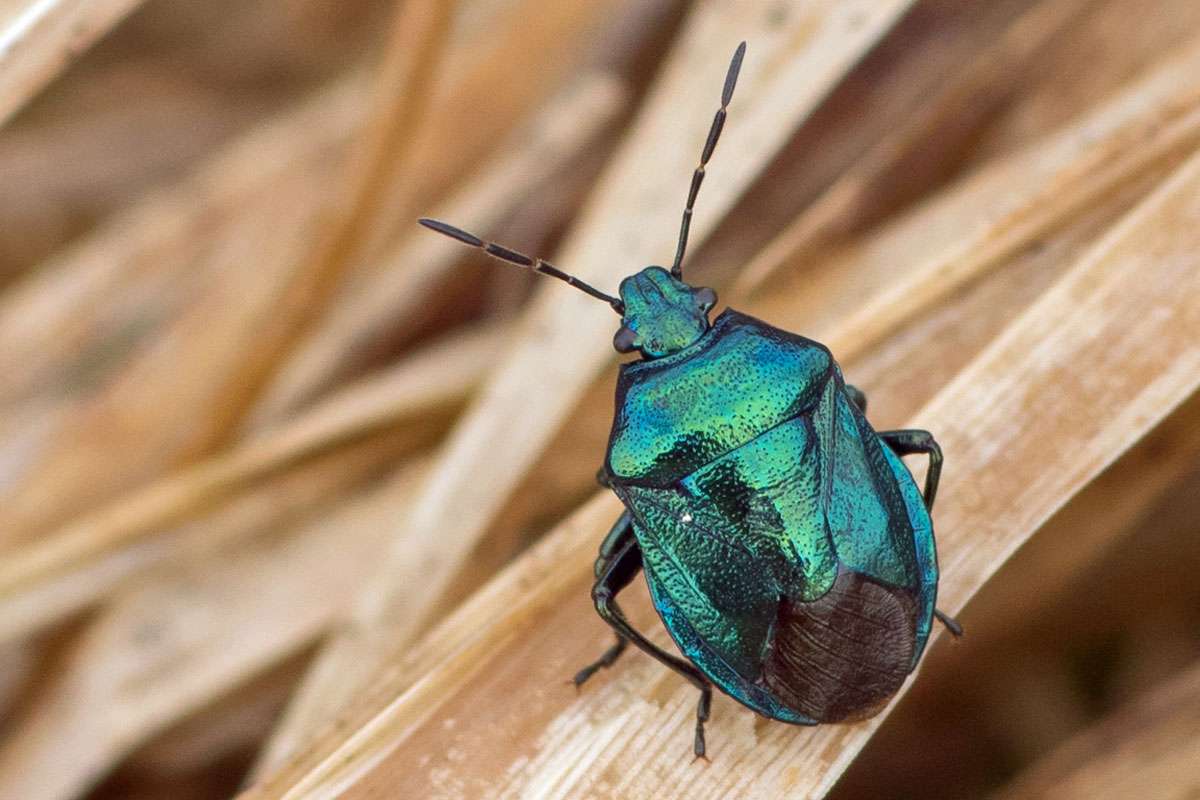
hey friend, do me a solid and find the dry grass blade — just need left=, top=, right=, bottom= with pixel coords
left=731, top=0, right=1090, bottom=297
left=249, top=72, right=626, bottom=423
left=0, top=462, right=427, bottom=800
left=238, top=492, right=623, bottom=800
left=0, top=325, right=498, bottom=642
left=244, top=142, right=1200, bottom=799
left=756, top=31, right=1200, bottom=364
left=363, top=0, right=641, bottom=234
left=0, top=88, right=361, bottom=542
left=259, top=0, right=920, bottom=769
left=0, top=0, right=147, bottom=126
left=0, top=0, right=604, bottom=548
left=991, top=659, right=1200, bottom=800
left=838, top=90, right=1200, bottom=359
left=192, top=0, right=455, bottom=448
left=965, top=392, right=1200, bottom=639
left=0, top=1, right=649, bottom=567
left=0, top=79, right=364, bottom=414
left=0, top=0, right=629, bottom=419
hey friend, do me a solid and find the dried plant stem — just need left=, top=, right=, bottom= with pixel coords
left=0, top=0, right=630, bottom=548
left=201, top=0, right=455, bottom=446
left=239, top=492, right=622, bottom=800
left=756, top=33, right=1200, bottom=364
left=966, top=393, right=1200, bottom=640
left=0, top=86, right=364, bottom=543
left=992, top=659, right=1200, bottom=800
left=248, top=72, right=626, bottom=424
left=0, top=325, right=498, bottom=642
left=0, top=80, right=364, bottom=413
left=731, top=0, right=1090, bottom=297
left=0, top=461, right=428, bottom=800
left=372, top=0, right=638, bottom=228
left=0, top=0, right=148, bottom=126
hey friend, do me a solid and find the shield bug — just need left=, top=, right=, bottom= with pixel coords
left=419, top=41, right=961, bottom=759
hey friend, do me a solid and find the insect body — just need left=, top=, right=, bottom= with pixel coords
left=419, top=41, right=961, bottom=759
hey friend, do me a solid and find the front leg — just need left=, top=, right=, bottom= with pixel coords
left=877, top=428, right=942, bottom=511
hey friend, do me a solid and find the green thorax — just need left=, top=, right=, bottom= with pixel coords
left=616, top=267, right=715, bottom=358
left=606, top=311, right=834, bottom=485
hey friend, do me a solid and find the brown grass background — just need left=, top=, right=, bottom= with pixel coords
left=0, top=0, right=1198, bottom=798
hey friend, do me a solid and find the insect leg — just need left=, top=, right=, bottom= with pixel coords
left=575, top=513, right=637, bottom=687
left=879, top=430, right=963, bottom=637
left=586, top=535, right=715, bottom=758
left=593, top=510, right=633, bottom=577
left=844, top=384, right=868, bottom=414
left=572, top=635, right=628, bottom=687
left=877, top=429, right=942, bottom=511
left=934, top=608, right=964, bottom=638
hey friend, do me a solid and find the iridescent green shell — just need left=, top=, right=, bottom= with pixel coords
left=604, top=309, right=938, bottom=724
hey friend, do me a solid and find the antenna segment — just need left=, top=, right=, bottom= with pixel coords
left=670, top=40, right=746, bottom=279
left=418, top=218, right=625, bottom=313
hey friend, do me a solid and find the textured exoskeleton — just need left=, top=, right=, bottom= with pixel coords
left=603, top=304, right=940, bottom=726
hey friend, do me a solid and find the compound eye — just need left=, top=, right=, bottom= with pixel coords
left=613, top=325, right=639, bottom=353
left=693, top=286, right=717, bottom=310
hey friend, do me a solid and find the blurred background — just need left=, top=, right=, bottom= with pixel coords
left=0, top=0, right=1198, bottom=798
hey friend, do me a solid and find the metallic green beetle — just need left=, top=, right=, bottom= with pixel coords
left=419, top=42, right=961, bottom=759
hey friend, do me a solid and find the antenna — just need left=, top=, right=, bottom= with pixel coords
left=418, top=218, right=625, bottom=313
left=670, top=41, right=746, bottom=279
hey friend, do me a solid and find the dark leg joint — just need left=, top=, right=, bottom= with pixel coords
left=573, top=633, right=628, bottom=689
left=935, top=608, right=963, bottom=638
left=693, top=685, right=713, bottom=761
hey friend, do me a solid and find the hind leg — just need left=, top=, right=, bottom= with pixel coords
left=934, top=608, right=963, bottom=638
